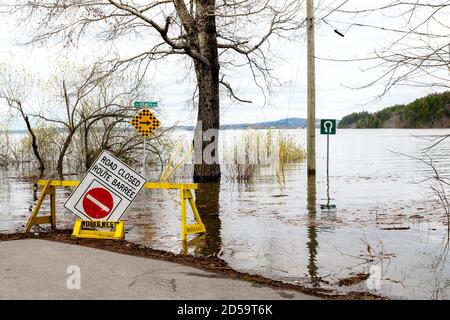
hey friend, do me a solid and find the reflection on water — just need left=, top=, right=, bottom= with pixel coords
left=307, top=174, right=319, bottom=285
left=1, top=129, right=450, bottom=299
left=183, top=182, right=222, bottom=256
left=194, top=182, right=222, bottom=257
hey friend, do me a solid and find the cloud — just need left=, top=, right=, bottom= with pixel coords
left=0, top=0, right=447, bottom=128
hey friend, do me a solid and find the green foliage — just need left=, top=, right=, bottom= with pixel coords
left=339, top=111, right=370, bottom=128
left=339, top=91, right=450, bottom=128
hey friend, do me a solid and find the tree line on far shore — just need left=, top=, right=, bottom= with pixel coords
left=339, top=92, right=450, bottom=129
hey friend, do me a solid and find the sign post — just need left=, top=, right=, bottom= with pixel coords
left=143, top=137, right=146, bottom=176
left=320, top=119, right=337, bottom=210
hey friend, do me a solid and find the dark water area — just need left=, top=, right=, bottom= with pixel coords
left=1, top=129, right=450, bottom=299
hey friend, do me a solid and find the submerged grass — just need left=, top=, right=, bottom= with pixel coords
left=224, top=129, right=306, bottom=182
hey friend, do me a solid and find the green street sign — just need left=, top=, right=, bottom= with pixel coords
left=320, top=119, right=337, bottom=135
left=134, top=101, right=158, bottom=108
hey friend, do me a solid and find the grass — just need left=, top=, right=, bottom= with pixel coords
left=224, top=129, right=306, bottom=182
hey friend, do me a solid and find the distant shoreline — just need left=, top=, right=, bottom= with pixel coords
left=1, top=118, right=310, bottom=133
left=5, top=126, right=450, bottom=134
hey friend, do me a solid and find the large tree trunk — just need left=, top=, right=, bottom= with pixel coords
left=193, top=0, right=221, bottom=183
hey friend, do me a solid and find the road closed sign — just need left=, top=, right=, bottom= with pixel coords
left=64, top=150, right=146, bottom=221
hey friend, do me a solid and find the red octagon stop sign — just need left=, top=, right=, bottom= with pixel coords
left=82, top=187, right=114, bottom=219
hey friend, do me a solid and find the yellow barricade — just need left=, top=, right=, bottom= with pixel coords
left=25, top=179, right=206, bottom=241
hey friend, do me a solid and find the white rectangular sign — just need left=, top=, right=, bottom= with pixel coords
left=64, top=150, right=146, bottom=221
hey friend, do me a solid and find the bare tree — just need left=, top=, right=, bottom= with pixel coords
left=0, top=67, right=46, bottom=176
left=318, top=1, right=449, bottom=97
left=5, top=0, right=304, bottom=182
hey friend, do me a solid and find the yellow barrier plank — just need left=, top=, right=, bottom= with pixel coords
left=33, top=215, right=52, bottom=225
left=36, top=180, right=80, bottom=187
left=37, top=180, right=198, bottom=190
left=144, top=182, right=198, bottom=190
left=186, top=223, right=206, bottom=235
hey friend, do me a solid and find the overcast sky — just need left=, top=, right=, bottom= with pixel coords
left=0, top=0, right=447, bottom=127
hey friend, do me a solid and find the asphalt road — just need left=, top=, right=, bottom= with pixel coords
left=0, top=239, right=317, bottom=300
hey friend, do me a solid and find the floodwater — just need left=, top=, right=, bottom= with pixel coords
left=1, top=129, right=450, bottom=299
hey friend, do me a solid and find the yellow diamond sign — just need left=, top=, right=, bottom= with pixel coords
left=130, top=108, right=161, bottom=138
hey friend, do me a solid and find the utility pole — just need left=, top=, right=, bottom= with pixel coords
left=306, top=0, right=316, bottom=176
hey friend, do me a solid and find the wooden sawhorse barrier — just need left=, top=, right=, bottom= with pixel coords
left=25, top=179, right=57, bottom=233
left=25, top=180, right=206, bottom=241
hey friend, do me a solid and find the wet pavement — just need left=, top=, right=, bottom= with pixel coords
left=0, top=239, right=318, bottom=300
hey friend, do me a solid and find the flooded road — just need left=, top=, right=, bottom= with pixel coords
left=1, top=129, right=450, bottom=299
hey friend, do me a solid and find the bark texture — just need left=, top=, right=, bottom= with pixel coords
left=192, top=0, right=221, bottom=182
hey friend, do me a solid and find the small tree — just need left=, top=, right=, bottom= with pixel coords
left=0, top=66, right=46, bottom=176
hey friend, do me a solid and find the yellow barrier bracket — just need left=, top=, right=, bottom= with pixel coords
left=180, top=189, right=206, bottom=241
left=25, top=179, right=56, bottom=234
left=71, top=220, right=125, bottom=240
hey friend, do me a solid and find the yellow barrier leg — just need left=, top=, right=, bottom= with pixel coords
left=72, top=220, right=82, bottom=237
left=186, top=190, right=205, bottom=228
left=25, top=180, right=53, bottom=234
left=114, top=222, right=125, bottom=240
left=183, top=189, right=206, bottom=237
